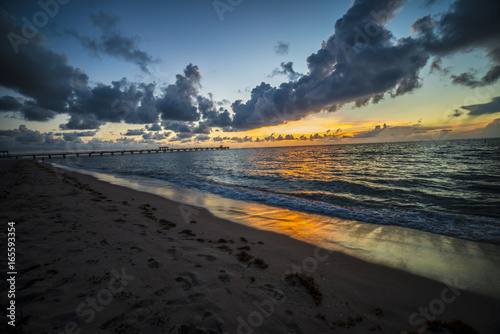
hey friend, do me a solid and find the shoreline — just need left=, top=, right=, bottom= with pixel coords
left=50, top=161, right=500, bottom=300
left=1, top=160, right=499, bottom=333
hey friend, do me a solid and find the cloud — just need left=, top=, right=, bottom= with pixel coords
left=0, top=9, right=78, bottom=118
left=0, top=13, right=225, bottom=135
left=1, top=11, right=160, bottom=127
left=449, top=109, right=464, bottom=118
left=156, top=64, right=201, bottom=122
left=196, top=96, right=232, bottom=128
left=67, top=11, right=157, bottom=73
left=0, top=125, right=66, bottom=150
left=20, top=101, right=57, bottom=121
left=142, top=132, right=169, bottom=140
left=450, top=66, right=500, bottom=88
left=429, top=58, right=449, bottom=75
left=269, top=62, right=303, bottom=81
left=353, top=123, right=388, bottom=138
left=459, top=96, right=500, bottom=116
left=230, top=0, right=500, bottom=131
left=62, top=78, right=161, bottom=129
left=52, top=130, right=97, bottom=139
left=0, top=95, right=22, bottom=111
left=60, top=114, right=104, bottom=130
left=274, top=41, right=289, bottom=55
left=193, top=124, right=211, bottom=134
left=0, top=125, right=44, bottom=143
left=194, top=134, right=210, bottom=142
left=123, top=129, right=145, bottom=136
left=59, top=130, right=98, bottom=142
left=169, top=132, right=196, bottom=142
left=145, top=123, right=162, bottom=131
left=348, top=122, right=453, bottom=140
left=161, top=121, right=194, bottom=133
left=231, top=0, right=429, bottom=130
left=212, top=136, right=229, bottom=142
left=481, top=118, right=500, bottom=138
left=412, top=0, right=500, bottom=86
left=230, top=136, right=253, bottom=143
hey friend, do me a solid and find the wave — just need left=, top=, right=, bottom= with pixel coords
left=137, top=172, right=500, bottom=245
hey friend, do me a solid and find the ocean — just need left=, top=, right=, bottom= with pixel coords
left=53, top=138, right=500, bottom=245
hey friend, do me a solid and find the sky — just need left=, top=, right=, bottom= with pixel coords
left=0, top=0, right=499, bottom=152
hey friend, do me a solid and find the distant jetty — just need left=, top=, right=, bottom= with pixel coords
left=0, top=146, right=229, bottom=160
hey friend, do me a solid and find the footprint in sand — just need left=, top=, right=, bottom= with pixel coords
left=147, top=258, right=160, bottom=268
left=218, top=270, right=230, bottom=282
left=175, top=272, right=198, bottom=291
left=196, top=254, right=217, bottom=262
left=130, top=246, right=143, bottom=253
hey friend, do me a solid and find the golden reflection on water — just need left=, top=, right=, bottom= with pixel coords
left=57, top=164, right=500, bottom=299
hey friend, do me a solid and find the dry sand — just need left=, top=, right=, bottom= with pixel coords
left=0, top=160, right=499, bottom=334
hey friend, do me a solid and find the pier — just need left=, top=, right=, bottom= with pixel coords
left=1, top=146, right=229, bottom=160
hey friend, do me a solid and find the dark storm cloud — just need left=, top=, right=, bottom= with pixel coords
left=274, top=41, right=289, bottom=55
left=231, top=0, right=430, bottom=130
left=0, top=125, right=67, bottom=150
left=123, top=129, right=145, bottom=136
left=60, top=114, right=104, bottom=130
left=450, top=66, right=500, bottom=88
left=230, top=136, right=253, bottom=143
left=269, top=62, right=303, bottom=81
left=0, top=125, right=43, bottom=143
left=194, top=134, right=210, bottom=142
left=412, top=0, right=500, bottom=60
left=60, top=130, right=97, bottom=142
left=156, top=64, right=201, bottom=122
left=21, top=101, right=56, bottom=121
left=66, top=11, right=156, bottom=73
left=161, top=121, right=194, bottom=133
left=196, top=96, right=232, bottom=128
left=1, top=10, right=159, bottom=127
left=429, top=58, right=449, bottom=75
left=0, top=95, right=22, bottom=111
left=460, top=96, right=500, bottom=116
left=193, top=124, right=211, bottom=134
left=62, top=79, right=160, bottom=129
left=0, top=9, right=77, bottom=118
left=212, top=136, right=230, bottom=142
left=142, top=132, right=169, bottom=140
left=230, top=0, right=500, bottom=131
left=412, top=0, right=500, bottom=86
left=169, top=132, right=196, bottom=142
left=0, top=10, right=215, bottom=134
left=145, top=123, right=162, bottom=131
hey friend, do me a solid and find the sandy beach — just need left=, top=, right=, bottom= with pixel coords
left=1, top=160, right=499, bottom=334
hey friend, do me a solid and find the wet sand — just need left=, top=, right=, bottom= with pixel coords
left=1, top=160, right=499, bottom=333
